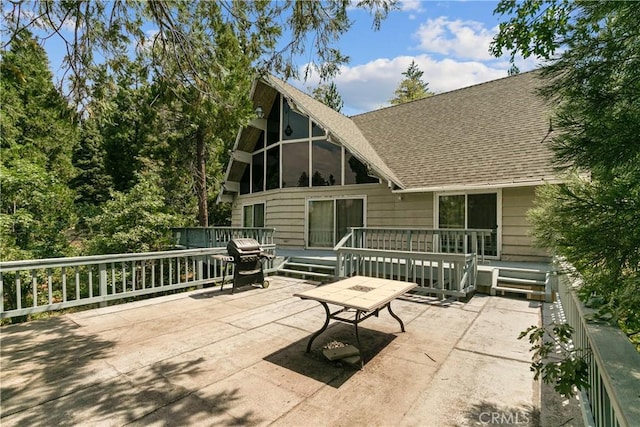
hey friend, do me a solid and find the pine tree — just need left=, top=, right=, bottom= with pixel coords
left=0, top=31, right=78, bottom=260
left=390, top=60, right=433, bottom=105
left=312, top=82, right=344, bottom=112
left=70, top=117, right=113, bottom=227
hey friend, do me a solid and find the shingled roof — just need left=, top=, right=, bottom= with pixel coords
left=351, top=71, right=558, bottom=191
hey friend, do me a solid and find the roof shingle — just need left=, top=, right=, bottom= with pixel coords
left=351, top=71, right=557, bottom=190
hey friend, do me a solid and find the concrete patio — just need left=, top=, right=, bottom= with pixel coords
left=1, top=276, right=582, bottom=426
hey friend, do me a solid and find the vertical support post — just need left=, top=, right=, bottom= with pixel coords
left=99, top=263, right=108, bottom=308
left=438, top=257, right=445, bottom=300
left=197, top=256, right=204, bottom=289
left=16, top=275, right=22, bottom=310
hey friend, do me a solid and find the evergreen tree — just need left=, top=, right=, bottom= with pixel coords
left=390, top=60, right=433, bottom=105
left=492, top=0, right=640, bottom=392
left=0, top=31, right=78, bottom=260
left=70, top=117, right=113, bottom=228
left=312, top=82, right=344, bottom=112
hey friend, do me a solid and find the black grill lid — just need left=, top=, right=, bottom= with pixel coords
left=227, top=238, right=261, bottom=255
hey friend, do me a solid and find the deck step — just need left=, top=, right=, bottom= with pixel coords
left=493, top=285, right=546, bottom=296
left=497, top=276, right=546, bottom=286
left=277, top=268, right=334, bottom=278
left=284, top=261, right=335, bottom=271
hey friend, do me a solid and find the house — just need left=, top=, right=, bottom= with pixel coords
left=218, top=71, right=558, bottom=263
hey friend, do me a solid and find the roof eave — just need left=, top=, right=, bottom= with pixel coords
left=392, top=177, right=564, bottom=194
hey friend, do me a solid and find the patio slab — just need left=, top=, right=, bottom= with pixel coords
left=0, top=276, right=583, bottom=426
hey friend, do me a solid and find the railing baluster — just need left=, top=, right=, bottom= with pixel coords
left=16, top=275, right=22, bottom=310
left=75, top=268, right=80, bottom=300
left=121, top=262, right=126, bottom=292
left=62, top=267, right=67, bottom=302
left=89, top=266, right=93, bottom=298
left=1, top=247, right=243, bottom=319
left=151, top=262, right=156, bottom=288
left=32, top=270, right=37, bottom=308
left=47, top=268, right=53, bottom=305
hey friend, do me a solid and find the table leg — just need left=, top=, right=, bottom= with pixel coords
left=306, top=301, right=331, bottom=353
left=355, top=310, right=364, bottom=369
left=387, top=302, right=406, bottom=332
left=354, top=310, right=362, bottom=350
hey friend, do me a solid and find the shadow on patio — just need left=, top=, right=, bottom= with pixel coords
left=0, top=276, right=581, bottom=426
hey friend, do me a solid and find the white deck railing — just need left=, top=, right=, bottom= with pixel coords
left=556, top=268, right=640, bottom=427
left=0, top=245, right=276, bottom=319
left=349, top=227, right=494, bottom=262
left=335, top=228, right=485, bottom=298
left=172, top=227, right=276, bottom=248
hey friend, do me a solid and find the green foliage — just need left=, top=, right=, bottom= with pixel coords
left=312, top=82, right=344, bottom=112
left=491, top=0, right=574, bottom=71
left=86, top=168, right=183, bottom=255
left=530, top=178, right=640, bottom=331
left=0, top=161, right=77, bottom=259
left=493, top=0, right=640, bottom=396
left=71, top=117, right=113, bottom=226
left=0, top=31, right=78, bottom=261
left=519, top=323, right=591, bottom=397
left=390, top=60, right=433, bottom=105
left=2, top=1, right=396, bottom=105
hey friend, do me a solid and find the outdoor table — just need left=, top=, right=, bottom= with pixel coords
left=294, top=276, right=417, bottom=367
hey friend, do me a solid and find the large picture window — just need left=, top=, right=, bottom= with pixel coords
left=312, top=140, right=341, bottom=186
left=241, top=93, right=379, bottom=195
left=282, top=142, right=309, bottom=187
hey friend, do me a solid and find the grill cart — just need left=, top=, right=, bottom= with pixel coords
left=217, top=238, right=274, bottom=294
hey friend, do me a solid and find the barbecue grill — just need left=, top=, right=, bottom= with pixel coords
left=221, top=238, right=274, bottom=293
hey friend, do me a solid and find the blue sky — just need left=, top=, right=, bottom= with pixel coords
left=13, top=1, right=541, bottom=117
left=297, top=0, right=541, bottom=115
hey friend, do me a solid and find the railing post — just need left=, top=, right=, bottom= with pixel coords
left=196, top=256, right=204, bottom=289
left=99, top=263, right=108, bottom=307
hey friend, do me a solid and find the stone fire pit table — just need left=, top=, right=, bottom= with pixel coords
left=294, top=276, right=417, bottom=368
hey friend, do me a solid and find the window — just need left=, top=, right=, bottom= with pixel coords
left=266, top=146, right=279, bottom=190
left=252, top=152, right=264, bottom=193
left=282, top=142, right=309, bottom=187
left=283, top=99, right=310, bottom=140
left=266, top=95, right=280, bottom=146
left=436, top=192, right=499, bottom=257
left=307, top=197, right=365, bottom=248
left=312, top=140, right=341, bottom=186
left=344, top=151, right=379, bottom=185
left=239, top=94, right=380, bottom=195
left=243, top=203, right=265, bottom=227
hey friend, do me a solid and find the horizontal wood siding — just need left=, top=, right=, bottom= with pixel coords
left=231, top=184, right=552, bottom=262
left=230, top=184, right=434, bottom=248
left=502, top=186, right=550, bottom=262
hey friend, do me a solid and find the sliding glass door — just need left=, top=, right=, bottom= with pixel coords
left=437, top=192, right=498, bottom=256
left=307, top=198, right=365, bottom=248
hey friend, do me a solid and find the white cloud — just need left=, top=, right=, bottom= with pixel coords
left=399, top=0, right=424, bottom=12
left=319, top=54, right=513, bottom=115
left=294, top=14, right=542, bottom=117
left=415, top=17, right=498, bottom=61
